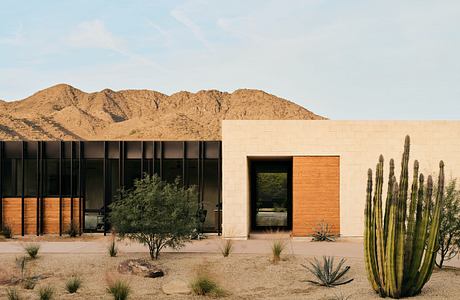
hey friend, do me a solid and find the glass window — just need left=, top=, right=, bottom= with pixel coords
left=84, top=160, right=104, bottom=231
left=44, top=159, right=59, bottom=196
left=109, top=159, right=119, bottom=204
left=24, top=159, right=37, bottom=196
left=202, top=159, right=219, bottom=232
left=163, top=159, right=183, bottom=184
left=185, top=159, right=198, bottom=188
left=124, top=159, right=140, bottom=189
left=2, top=158, right=20, bottom=196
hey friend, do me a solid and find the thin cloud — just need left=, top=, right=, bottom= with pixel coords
left=67, top=19, right=125, bottom=52
left=0, top=24, right=25, bottom=46
left=170, top=8, right=212, bottom=50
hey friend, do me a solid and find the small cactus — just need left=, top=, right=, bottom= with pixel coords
left=364, top=135, right=444, bottom=298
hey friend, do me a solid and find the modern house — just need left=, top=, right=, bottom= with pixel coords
left=1, top=120, right=460, bottom=239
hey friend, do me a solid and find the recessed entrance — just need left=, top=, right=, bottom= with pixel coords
left=250, top=159, right=292, bottom=231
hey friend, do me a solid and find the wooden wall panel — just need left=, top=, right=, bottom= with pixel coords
left=292, top=156, right=340, bottom=237
left=24, top=198, right=38, bottom=235
left=2, top=198, right=22, bottom=235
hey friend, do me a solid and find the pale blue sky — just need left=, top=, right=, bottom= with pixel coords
left=1, top=0, right=459, bottom=119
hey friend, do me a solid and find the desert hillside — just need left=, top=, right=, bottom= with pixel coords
left=0, top=84, right=324, bottom=140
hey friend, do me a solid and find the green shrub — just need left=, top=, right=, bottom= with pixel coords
left=6, top=287, right=20, bottom=300
left=271, top=240, right=286, bottom=263
left=38, top=286, right=54, bottom=300
left=109, top=175, right=199, bottom=260
left=65, top=276, right=82, bottom=293
left=220, top=239, right=233, bottom=257
left=302, top=256, right=353, bottom=287
left=24, top=244, right=40, bottom=259
left=108, top=238, right=118, bottom=257
left=107, top=278, right=131, bottom=300
left=2, top=225, right=13, bottom=239
left=65, top=221, right=80, bottom=238
left=311, top=221, right=336, bottom=242
left=190, top=273, right=226, bottom=297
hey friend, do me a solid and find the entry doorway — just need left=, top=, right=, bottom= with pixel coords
left=250, top=159, right=292, bottom=231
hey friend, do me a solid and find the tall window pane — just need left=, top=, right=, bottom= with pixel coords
left=84, top=160, right=104, bottom=231
left=163, top=159, right=182, bottom=184
left=202, top=159, right=219, bottom=232
left=44, top=159, right=59, bottom=196
left=24, top=159, right=37, bottom=196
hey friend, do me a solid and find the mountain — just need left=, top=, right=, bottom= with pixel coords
left=0, top=84, right=325, bottom=140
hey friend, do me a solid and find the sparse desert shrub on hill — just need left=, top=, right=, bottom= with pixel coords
left=2, top=225, right=13, bottom=239
left=311, top=221, right=336, bottom=242
left=65, top=275, right=82, bottom=293
left=109, top=175, right=198, bottom=260
left=435, top=178, right=460, bottom=268
left=271, top=240, right=286, bottom=263
left=24, top=244, right=40, bottom=259
left=107, top=277, right=131, bottom=300
left=38, top=286, right=54, bottom=300
left=302, top=256, right=353, bottom=287
left=190, top=272, right=226, bottom=297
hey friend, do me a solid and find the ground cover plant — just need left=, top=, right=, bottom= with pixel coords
left=364, top=136, right=445, bottom=298
left=108, top=237, right=118, bottom=257
left=65, top=221, right=80, bottom=238
left=271, top=239, right=286, bottom=263
left=38, top=286, right=54, bottom=300
left=6, top=287, right=20, bottom=300
left=1, top=225, right=13, bottom=239
left=220, top=239, right=233, bottom=257
left=65, top=275, right=82, bottom=293
left=23, top=244, right=40, bottom=259
left=435, top=178, right=460, bottom=268
left=302, top=256, right=353, bottom=287
left=110, top=175, right=198, bottom=260
left=190, top=272, right=226, bottom=297
left=106, top=277, right=131, bottom=300
left=311, top=221, right=336, bottom=242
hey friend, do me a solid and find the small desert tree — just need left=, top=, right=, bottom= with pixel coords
left=109, top=175, right=198, bottom=260
left=436, top=178, right=460, bottom=268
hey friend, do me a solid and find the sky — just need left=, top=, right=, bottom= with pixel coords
left=1, top=0, right=459, bottom=120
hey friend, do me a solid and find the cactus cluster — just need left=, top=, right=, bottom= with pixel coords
left=364, top=135, right=445, bottom=298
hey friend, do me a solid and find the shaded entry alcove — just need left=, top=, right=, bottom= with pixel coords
left=250, top=159, right=292, bottom=231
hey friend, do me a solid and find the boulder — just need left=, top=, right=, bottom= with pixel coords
left=117, top=259, right=164, bottom=278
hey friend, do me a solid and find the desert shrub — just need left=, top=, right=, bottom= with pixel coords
left=302, top=256, right=353, bottom=287
left=6, top=287, right=20, bottom=300
left=65, top=221, right=80, bottom=237
left=24, top=244, right=40, bottom=259
left=38, top=286, right=54, bottom=300
left=22, top=277, right=37, bottom=289
left=108, top=238, right=118, bottom=257
left=65, top=276, right=82, bottom=294
left=2, top=225, right=13, bottom=239
left=107, top=278, right=131, bottom=300
left=15, top=256, right=27, bottom=279
left=312, top=221, right=336, bottom=242
left=271, top=240, right=286, bottom=263
left=190, top=273, right=226, bottom=297
left=109, top=175, right=198, bottom=260
left=435, top=178, right=460, bottom=268
left=220, top=239, right=233, bottom=257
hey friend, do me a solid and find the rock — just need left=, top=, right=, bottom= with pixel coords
left=162, top=279, right=191, bottom=295
left=117, top=259, right=164, bottom=278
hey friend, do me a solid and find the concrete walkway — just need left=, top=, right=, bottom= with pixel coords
left=1, top=236, right=458, bottom=268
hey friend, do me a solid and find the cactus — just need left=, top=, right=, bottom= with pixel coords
left=364, top=135, right=445, bottom=298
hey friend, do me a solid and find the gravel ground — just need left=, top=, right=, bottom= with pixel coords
left=0, top=251, right=459, bottom=299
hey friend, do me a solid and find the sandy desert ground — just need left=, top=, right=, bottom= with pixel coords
left=0, top=249, right=459, bottom=300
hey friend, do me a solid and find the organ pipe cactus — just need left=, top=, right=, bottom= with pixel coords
left=364, top=135, right=445, bottom=298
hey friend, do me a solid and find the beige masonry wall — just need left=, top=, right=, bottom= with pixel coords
left=222, top=120, right=460, bottom=239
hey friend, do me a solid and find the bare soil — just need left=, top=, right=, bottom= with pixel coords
left=0, top=252, right=458, bottom=299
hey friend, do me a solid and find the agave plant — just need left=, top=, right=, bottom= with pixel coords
left=302, top=256, right=354, bottom=287
left=312, top=221, right=336, bottom=242
left=364, top=136, right=445, bottom=298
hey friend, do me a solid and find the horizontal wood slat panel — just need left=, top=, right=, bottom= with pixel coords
left=1, top=197, right=81, bottom=235
left=292, top=156, right=340, bottom=237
